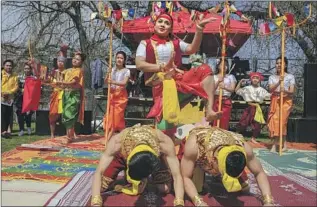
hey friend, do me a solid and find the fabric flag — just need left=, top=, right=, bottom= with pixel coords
left=22, top=77, right=41, bottom=113
left=259, top=22, right=270, bottom=35
left=268, top=22, right=277, bottom=32
left=160, top=1, right=166, bottom=9
left=271, top=3, right=280, bottom=17
left=304, top=3, right=310, bottom=17
left=113, top=9, right=122, bottom=21
left=103, top=6, right=112, bottom=18
left=227, top=39, right=236, bottom=47
left=122, top=9, right=128, bottom=19
left=166, top=1, right=173, bottom=13
left=284, top=13, right=294, bottom=26
left=229, top=4, right=237, bottom=13
left=273, top=16, right=284, bottom=27
left=128, top=8, right=135, bottom=18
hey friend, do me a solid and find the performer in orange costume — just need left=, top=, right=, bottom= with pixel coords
left=103, top=51, right=130, bottom=142
left=135, top=13, right=222, bottom=137
left=268, top=56, right=295, bottom=152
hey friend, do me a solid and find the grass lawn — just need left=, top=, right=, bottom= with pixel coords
left=1, top=123, right=49, bottom=153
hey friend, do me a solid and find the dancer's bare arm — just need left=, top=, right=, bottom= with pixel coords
left=157, top=130, right=184, bottom=200
left=91, top=134, right=121, bottom=199
left=244, top=142, right=272, bottom=199
left=181, top=134, right=207, bottom=206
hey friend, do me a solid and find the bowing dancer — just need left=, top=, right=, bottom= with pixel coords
left=267, top=56, right=295, bottom=152
left=91, top=125, right=185, bottom=207
left=103, top=51, right=130, bottom=143
left=179, top=126, right=274, bottom=206
left=57, top=52, right=85, bottom=144
left=136, top=12, right=222, bottom=138
left=212, top=59, right=237, bottom=130
left=235, top=72, right=271, bottom=143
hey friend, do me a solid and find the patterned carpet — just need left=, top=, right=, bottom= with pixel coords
left=1, top=135, right=316, bottom=206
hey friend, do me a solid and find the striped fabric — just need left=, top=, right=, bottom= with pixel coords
left=44, top=171, right=93, bottom=206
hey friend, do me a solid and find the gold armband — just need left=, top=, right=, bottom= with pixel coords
left=91, top=195, right=103, bottom=206
left=193, top=195, right=203, bottom=206
left=173, top=198, right=185, bottom=206
left=262, top=194, right=274, bottom=205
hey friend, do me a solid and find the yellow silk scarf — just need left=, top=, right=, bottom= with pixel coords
left=217, top=145, right=247, bottom=192
left=122, top=145, right=159, bottom=195
left=156, top=72, right=180, bottom=124
left=248, top=103, right=265, bottom=124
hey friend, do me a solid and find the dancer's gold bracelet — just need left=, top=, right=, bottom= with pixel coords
left=91, top=195, right=103, bottom=206
left=173, top=198, right=185, bottom=206
left=193, top=195, right=203, bottom=206
left=262, top=194, right=274, bottom=204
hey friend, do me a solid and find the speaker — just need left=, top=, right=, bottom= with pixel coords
left=287, top=117, right=317, bottom=143
left=304, top=63, right=317, bottom=118
left=36, top=110, right=92, bottom=136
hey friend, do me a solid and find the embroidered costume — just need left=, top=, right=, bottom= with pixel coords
left=103, top=67, right=130, bottom=133
left=267, top=73, right=295, bottom=137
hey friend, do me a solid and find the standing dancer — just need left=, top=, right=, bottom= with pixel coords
left=1, top=60, right=19, bottom=138
left=57, top=52, right=85, bottom=144
left=15, top=63, right=36, bottom=136
left=235, top=72, right=271, bottom=143
left=212, top=59, right=236, bottom=129
left=48, top=56, right=66, bottom=138
left=103, top=51, right=130, bottom=143
left=268, top=56, right=295, bottom=152
left=91, top=125, right=184, bottom=207
left=136, top=12, right=221, bottom=137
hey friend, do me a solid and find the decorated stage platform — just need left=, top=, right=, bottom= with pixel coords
left=1, top=134, right=316, bottom=206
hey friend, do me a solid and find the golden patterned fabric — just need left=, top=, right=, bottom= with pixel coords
left=101, top=176, right=114, bottom=191
left=188, top=127, right=245, bottom=175
left=120, top=125, right=160, bottom=159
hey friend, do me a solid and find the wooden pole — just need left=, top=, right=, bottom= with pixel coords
left=216, top=1, right=229, bottom=127
left=105, top=25, right=113, bottom=146
left=279, top=28, right=285, bottom=156
left=216, top=33, right=227, bottom=127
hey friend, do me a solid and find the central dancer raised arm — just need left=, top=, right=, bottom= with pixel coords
left=135, top=12, right=222, bottom=137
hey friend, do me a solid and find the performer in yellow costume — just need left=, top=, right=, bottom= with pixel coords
left=179, top=127, right=273, bottom=206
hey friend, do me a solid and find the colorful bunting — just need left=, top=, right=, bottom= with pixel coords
left=273, top=16, right=284, bottom=27
left=259, top=22, right=270, bottom=35
left=113, top=9, right=122, bottom=21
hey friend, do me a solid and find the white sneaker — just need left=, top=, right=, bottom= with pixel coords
left=27, top=128, right=32, bottom=135
left=18, top=130, right=24, bottom=136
